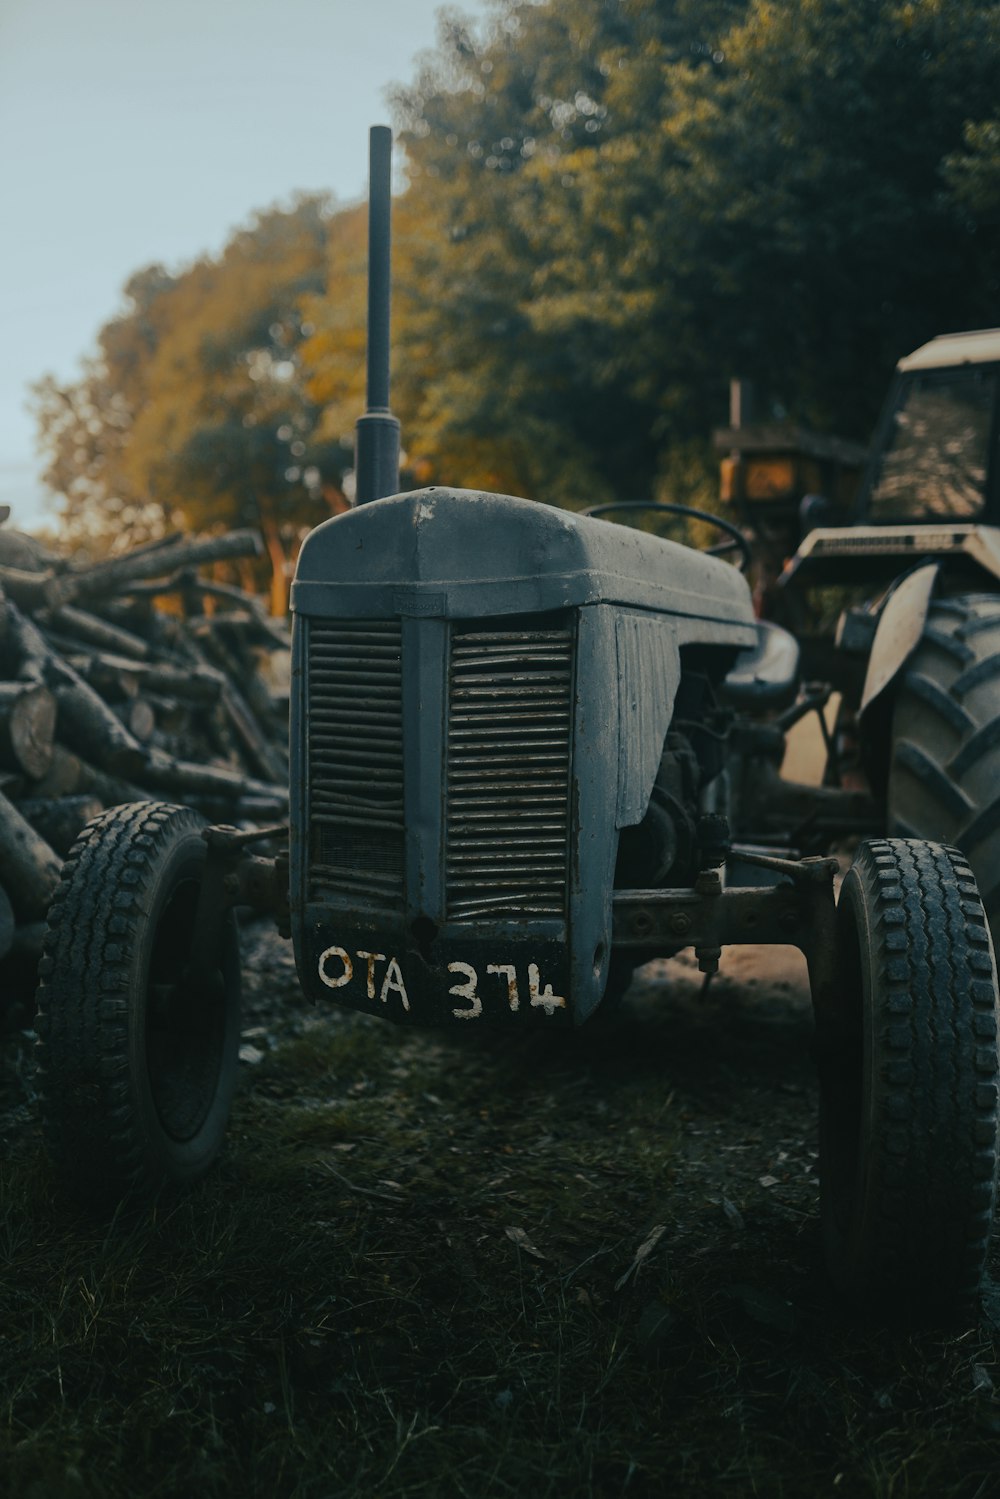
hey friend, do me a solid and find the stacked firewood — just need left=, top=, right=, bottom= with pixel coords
left=0, top=523, right=290, bottom=973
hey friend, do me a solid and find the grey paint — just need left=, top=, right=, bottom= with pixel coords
left=615, top=611, right=682, bottom=829
left=292, top=488, right=756, bottom=631
left=290, top=488, right=757, bottom=1026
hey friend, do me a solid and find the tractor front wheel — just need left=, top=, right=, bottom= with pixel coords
left=820, top=837, right=1000, bottom=1319
left=35, top=802, right=242, bottom=1203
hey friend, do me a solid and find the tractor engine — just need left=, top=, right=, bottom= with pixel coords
left=288, top=486, right=757, bottom=1027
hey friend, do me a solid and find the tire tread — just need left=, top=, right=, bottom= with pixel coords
left=822, top=838, right=1000, bottom=1315
left=35, top=801, right=237, bottom=1203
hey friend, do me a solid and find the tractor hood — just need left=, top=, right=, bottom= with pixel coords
left=292, top=487, right=755, bottom=630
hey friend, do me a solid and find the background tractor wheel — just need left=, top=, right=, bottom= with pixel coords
left=820, top=838, right=1000, bottom=1318
left=35, top=801, right=241, bottom=1204
left=889, top=593, right=1000, bottom=932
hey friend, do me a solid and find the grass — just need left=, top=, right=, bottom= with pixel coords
left=2, top=934, right=1000, bottom=1498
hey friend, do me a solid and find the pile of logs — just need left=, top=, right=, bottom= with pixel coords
left=0, top=521, right=290, bottom=985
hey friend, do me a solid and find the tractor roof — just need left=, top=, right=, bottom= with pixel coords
left=897, top=327, right=1000, bottom=373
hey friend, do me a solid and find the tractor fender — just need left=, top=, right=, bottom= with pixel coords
left=860, top=562, right=940, bottom=718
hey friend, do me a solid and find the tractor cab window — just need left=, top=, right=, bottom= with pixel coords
left=868, top=368, right=996, bottom=521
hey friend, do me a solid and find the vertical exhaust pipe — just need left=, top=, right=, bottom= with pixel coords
left=354, top=124, right=401, bottom=505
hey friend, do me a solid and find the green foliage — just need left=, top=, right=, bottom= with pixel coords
left=651, top=0, right=1000, bottom=435
left=382, top=0, right=746, bottom=508
left=945, top=114, right=1000, bottom=220
left=381, top=0, right=1000, bottom=504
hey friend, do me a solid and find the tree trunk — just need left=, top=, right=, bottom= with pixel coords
left=260, top=517, right=289, bottom=618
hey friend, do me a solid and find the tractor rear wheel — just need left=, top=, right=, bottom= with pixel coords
left=820, top=838, right=1000, bottom=1318
left=35, top=801, right=242, bottom=1204
left=888, top=593, right=1000, bottom=933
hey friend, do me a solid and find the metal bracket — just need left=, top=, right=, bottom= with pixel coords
left=202, top=823, right=288, bottom=852
left=189, top=824, right=291, bottom=986
left=612, top=854, right=842, bottom=1040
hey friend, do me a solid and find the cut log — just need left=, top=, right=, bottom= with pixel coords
left=0, top=566, right=73, bottom=613
left=27, top=743, right=83, bottom=799
left=48, top=657, right=146, bottom=778
left=220, top=682, right=286, bottom=782
left=0, top=789, right=62, bottom=920
left=77, top=651, right=224, bottom=704
left=29, top=743, right=147, bottom=808
left=0, top=681, right=56, bottom=778
left=141, top=745, right=288, bottom=806
left=0, top=884, right=15, bottom=962
left=134, top=659, right=226, bottom=704
left=144, top=694, right=188, bottom=734
left=7, top=603, right=52, bottom=684
left=71, top=654, right=142, bottom=700
left=17, top=794, right=104, bottom=856
left=95, top=599, right=200, bottom=661
left=114, top=696, right=156, bottom=742
left=111, top=569, right=192, bottom=601
left=6, top=605, right=146, bottom=775
left=0, top=530, right=60, bottom=574
left=189, top=586, right=290, bottom=647
left=69, top=529, right=264, bottom=602
left=198, top=625, right=288, bottom=729
left=39, top=604, right=152, bottom=660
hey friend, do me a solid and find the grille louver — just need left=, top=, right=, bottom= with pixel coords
left=307, top=619, right=404, bottom=905
left=446, top=623, right=574, bottom=921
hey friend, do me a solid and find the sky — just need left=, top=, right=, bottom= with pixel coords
left=0, top=0, right=489, bottom=531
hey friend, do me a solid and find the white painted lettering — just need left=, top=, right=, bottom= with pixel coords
left=356, top=950, right=386, bottom=999
left=487, top=963, right=520, bottom=1012
left=318, top=946, right=353, bottom=989
left=379, top=956, right=410, bottom=1012
left=528, top=963, right=567, bottom=1015
left=448, top=961, right=483, bottom=1020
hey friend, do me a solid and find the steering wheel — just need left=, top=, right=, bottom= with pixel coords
left=581, top=501, right=752, bottom=574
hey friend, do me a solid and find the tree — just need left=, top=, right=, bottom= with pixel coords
left=382, top=0, right=746, bottom=509
left=33, top=196, right=353, bottom=612
left=377, top=0, right=1000, bottom=512
left=647, top=0, right=1000, bottom=434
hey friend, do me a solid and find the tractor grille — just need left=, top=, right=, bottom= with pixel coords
left=445, top=622, right=574, bottom=921
left=307, top=619, right=404, bottom=906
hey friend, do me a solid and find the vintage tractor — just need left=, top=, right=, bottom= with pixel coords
left=33, top=131, right=1000, bottom=1321
left=719, top=326, right=1000, bottom=930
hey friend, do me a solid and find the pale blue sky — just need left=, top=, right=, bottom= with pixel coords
left=0, top=0, right=488, bottom=530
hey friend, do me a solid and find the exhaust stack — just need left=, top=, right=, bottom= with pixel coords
left=354, top=124, right=401, bottom=505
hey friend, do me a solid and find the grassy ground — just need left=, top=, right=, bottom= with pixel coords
left=2, top=932, right=1000, bottom=1498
